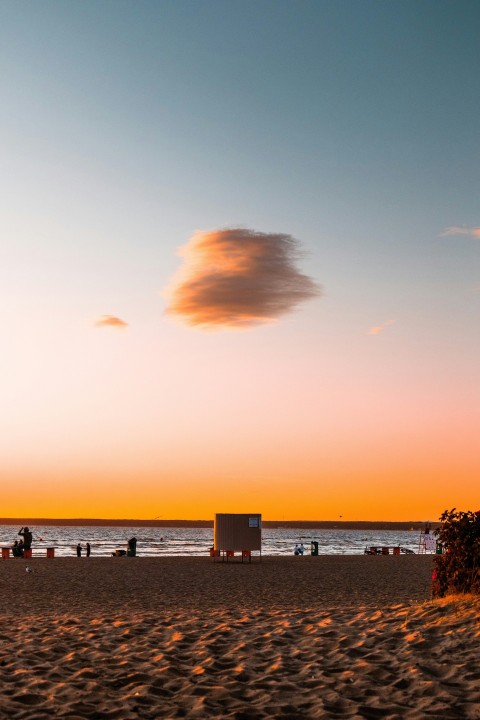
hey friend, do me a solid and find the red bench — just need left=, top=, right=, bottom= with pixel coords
left=1, top=547, right=55, bottom=559
left=365, top=546, right=401, bottom=556
left=210, top=549, right=253, bottom=562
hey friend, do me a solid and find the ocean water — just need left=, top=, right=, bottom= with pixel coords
left=0, top=525, right=433, bottom=558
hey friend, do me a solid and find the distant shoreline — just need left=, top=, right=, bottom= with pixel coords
left=0, top=518, right=437, bottom=530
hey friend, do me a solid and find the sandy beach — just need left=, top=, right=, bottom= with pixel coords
left=1, top=555, right=479, bottom=719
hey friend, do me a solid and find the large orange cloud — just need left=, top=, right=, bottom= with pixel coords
left=166, top=228, right=321, bottom=328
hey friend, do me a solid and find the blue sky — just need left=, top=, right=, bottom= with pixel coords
left=3, top=1, right=479, bottom=290
left=1, top=1, right=479, bottom=519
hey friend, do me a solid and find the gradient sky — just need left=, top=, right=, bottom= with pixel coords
left=1, top=0, right=479, bottom=521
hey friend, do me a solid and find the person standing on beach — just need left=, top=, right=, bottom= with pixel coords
left=86, top=542, right=91, bottom=557
left=18, top=527, right=33, bottom=550
left=76, top=543, right=82, bottom=558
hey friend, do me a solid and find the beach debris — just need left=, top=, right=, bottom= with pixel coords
left=25, top=566, right=34, bottom=573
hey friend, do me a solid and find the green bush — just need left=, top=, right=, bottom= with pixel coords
left=432, top=508, right=480, bottom=598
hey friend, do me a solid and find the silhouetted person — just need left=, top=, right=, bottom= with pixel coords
left=76, top=543, right=82, bottom=558
left=12, top=540, right=23, bottom=557
left=86, top=542, right=91, bottom=557
left=18, top=526, right=32, bottom=550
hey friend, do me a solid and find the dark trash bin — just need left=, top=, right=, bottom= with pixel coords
left=311, top=541, right=319, bottom=556
left=127, top=536, right=137, bottom=557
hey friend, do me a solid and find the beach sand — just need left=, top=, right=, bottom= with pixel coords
left=1, top=556, right=479, bottom=719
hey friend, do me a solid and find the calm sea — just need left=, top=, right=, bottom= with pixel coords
left=1, top=525, right=432, bottom=557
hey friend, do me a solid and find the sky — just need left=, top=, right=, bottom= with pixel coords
left=1, top=0, right=479, bottom=521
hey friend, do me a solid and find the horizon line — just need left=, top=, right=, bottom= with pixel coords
left=0, top=517, right=438, bottom=526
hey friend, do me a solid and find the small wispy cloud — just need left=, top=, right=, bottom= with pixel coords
left=439, top=226, right=480, bottom=239
left=94, top=315, right=128, bottom=329
left=165, top=227, right=321, bottom=329
left=368, top=320, right=396, bottom=336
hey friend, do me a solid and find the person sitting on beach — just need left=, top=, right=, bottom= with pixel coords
left=12, top=540, right=24, bottom=558
left=294, top=544, right=305, bottom=556
left=18, top=526, right=33, bottom=550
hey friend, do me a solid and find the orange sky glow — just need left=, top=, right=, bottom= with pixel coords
left=2, top=296, right=478, bottom=521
